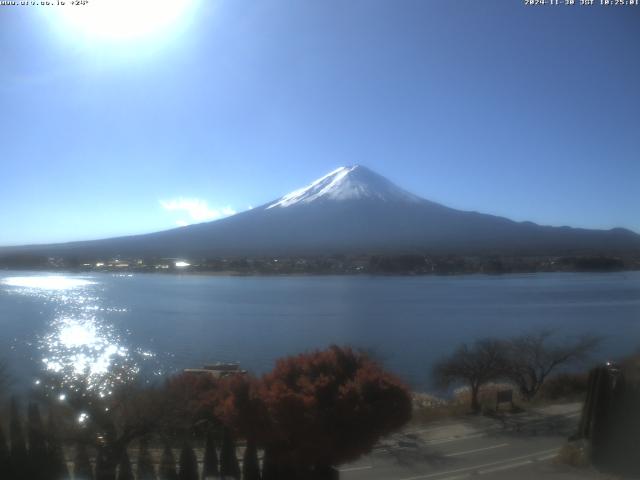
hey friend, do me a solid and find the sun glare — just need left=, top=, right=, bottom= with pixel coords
left=52, top=0, right=196, bottom=41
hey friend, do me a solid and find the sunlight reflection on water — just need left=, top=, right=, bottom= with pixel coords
left=1, top=274, right=154, bottom=396
left=2, top=275, right=96, bottom=290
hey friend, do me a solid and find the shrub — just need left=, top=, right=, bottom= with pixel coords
left=201, top=430, right=219, bottom=479
left=242, top=441, right=260, bottom=480
left=74, top=443, right=94, bottom=480
left=159, top=445, right=178, bottom=480
left=0, top=423, right=9, bottom=479
left=46, top=411, right=69, bottom=480
left=27, top=403, right=47, bottom=480
left=178, top=443, right=198, bottom=480
left=539, top=373, right=589, bottom=401
left=219, top=427, right=240, bottom=479
left=9, top=398, right=28, bottom=480
left=117, top=451, right=134, bottom=480
left=136, top=438, right=156, bottom=480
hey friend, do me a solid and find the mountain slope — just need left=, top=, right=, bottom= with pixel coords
left=3, top=165, right=640, bottom=258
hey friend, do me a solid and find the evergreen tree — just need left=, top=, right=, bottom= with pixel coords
left=9, top=397, right=28, bottom=480
left=46, top=411, right=70, bottom=480
left=260, top=449, right=277, bottom=480
left=241, top=441, right=260, bottom=480
left=201, top=431, right=219, bottom=479
left=276, top=464, right=297, bottom=480
left=116, top=450, right=134, bottom=480
left=74, top=443, right=94, bottom=480
left=313, top=465, right=339, bottom=480
left=159, top=444, right=178, bottom=480
left=137, top=438, right=156, bottom=480
left=27, top=402, right=48, bottom=480
left=95, top=445, right=117, bottom=480
left=0, top=423, right=10, bottom=479
left=178, top=443, right=198, bottom=480
left=219, top=427, right=240, bottom=480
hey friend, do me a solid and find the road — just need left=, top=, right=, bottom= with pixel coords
left=339, top=403, right=603, bottom=480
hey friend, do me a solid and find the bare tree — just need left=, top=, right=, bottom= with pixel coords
left=433, top=339, right=508, bottom=413
left=503, top=331, right=600, bottom=401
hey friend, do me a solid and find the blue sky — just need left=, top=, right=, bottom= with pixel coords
left=1, top=0, right=639, bottom=245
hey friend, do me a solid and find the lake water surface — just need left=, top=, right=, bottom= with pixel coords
left=1, top=270, right=639, bottom=392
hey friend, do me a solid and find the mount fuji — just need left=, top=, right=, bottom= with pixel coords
left=265, top=166, right=422, bottom=208
left=4, top=165, right=640, bottom=258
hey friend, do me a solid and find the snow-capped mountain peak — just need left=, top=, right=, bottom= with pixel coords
left=266, top=165, right=421, bottom=209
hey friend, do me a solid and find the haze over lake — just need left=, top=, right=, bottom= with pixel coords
left=1, top=271, right=639, bottom=392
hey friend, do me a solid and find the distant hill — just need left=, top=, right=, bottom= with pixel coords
left=2, top=166, right=640, bottom=259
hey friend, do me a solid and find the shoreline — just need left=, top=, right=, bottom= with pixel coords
left=1, top=266, right=639, bottom=278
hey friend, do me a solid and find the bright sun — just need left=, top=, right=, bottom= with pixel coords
left=53, top=0, right=196, bottom=41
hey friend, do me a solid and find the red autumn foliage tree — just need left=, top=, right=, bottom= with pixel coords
left=164, top=346, right=411, bottom=476
left=259, top=346, right=412, bottom=469
left=164, top=372, right=223, bottom=428
left=214, top=374, right=270, bottom=443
